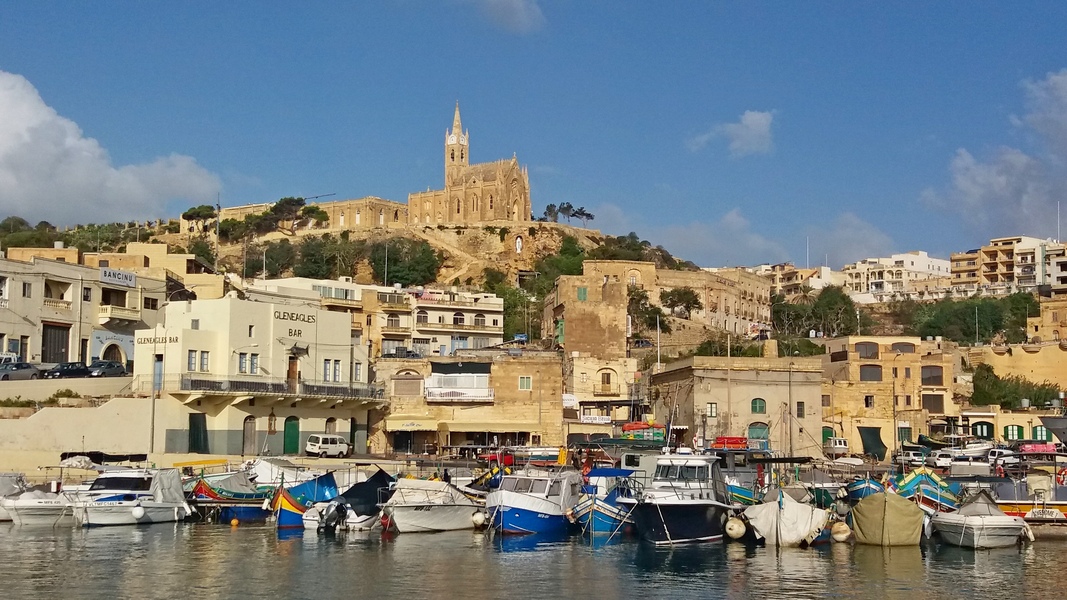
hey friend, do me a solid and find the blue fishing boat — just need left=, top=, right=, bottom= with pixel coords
left=272, top=472, right=339, bottom=529
left=568, top=468, right=635, bottom=535
left=889, top=467, right=959, bottom=512
left=486, top=469, right=583, bottom=535
left=846, top=477, right=885, bottom=503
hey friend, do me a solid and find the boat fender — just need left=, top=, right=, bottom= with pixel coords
left=472, top=511, right=486, bottom=528
left=725, top=517, right=746, bottom=540
left=131, top=505, right=146, bottom=520
left=836, top=487, right=848, bottom=500
left=830, top=521, right=851, bottom=543
left=1057, top=468, right=1067, bottom=486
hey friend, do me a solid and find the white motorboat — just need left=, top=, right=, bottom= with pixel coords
left=302, top=501, right=381, bottom=532
left=0, top=473, right=29, bottom=522
left=3, top=490, right=77, bottom=527
left=380, top=478, right=486, bottom=533
left=72, top=469, right=192, bottom=527
left=932, top=490, right=1033, bottom=549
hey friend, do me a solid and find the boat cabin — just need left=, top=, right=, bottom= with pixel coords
left=823, top=437, right=849, bottom=457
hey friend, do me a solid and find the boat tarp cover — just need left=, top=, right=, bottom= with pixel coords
left=851, top=492, right=924, bottom=546
left=287, top=473, right=339, bottom=505
left=212, top=471, right=261, bottom=494
left=956, top=490, right=1009, bottom=518
left=0, top=474, right=25, bottom=497
left=150, top=469, right=187, bottom=503
left=60, top=451, right=147, bottom=464
left=857, top=427, right=888, bottom=461
left=341, top=468, right=394, bottom=516
left=384, top=478, right=477, bottom=507
left=743, top=490, right=830, bottom=547
left=585, top=468, right=635, bottom=478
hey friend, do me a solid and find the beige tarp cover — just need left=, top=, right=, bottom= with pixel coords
left=851, top=492, right=924, bottom=546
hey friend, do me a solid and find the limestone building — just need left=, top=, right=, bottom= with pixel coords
left=406, top=104, right=532, bottom=225
left=950, top=236, right=1064, bottom=295
left=841, top=251, right=950, bottom=300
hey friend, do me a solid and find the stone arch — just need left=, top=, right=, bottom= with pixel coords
left=378, top=210, right=384, bottom=225
left=393, top=210, right=399, bottom=222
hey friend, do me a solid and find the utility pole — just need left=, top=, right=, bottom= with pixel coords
left=215, top=195, right=221, bottom=273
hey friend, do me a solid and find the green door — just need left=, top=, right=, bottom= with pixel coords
left=283, top=417, right=300, bottom=455
left=822, top=426, right=835, bottom=443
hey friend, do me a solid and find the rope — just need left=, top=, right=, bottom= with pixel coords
left=655, top=499, right=674, bottom=546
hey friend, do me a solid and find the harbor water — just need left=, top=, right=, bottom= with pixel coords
left=0, top=524, right=1062, bottom=599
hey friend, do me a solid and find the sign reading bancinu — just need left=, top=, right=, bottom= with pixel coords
left=100, top=267, right=137, bottom=288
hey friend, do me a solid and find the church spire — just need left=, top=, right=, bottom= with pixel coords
left=451, top=101, right=462, bottom=135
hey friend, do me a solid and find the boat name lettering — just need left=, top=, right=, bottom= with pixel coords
left=274, top=311, right=317, bottom=324
left=1027, top=508, right=1064, bottom=520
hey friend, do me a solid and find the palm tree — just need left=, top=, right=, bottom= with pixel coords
left=790, top=284, right=817, bottom=305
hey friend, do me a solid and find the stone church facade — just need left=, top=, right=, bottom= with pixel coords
left=407, top=104, right=532, bottom=225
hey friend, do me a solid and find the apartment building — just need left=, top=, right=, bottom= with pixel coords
left=950, top=236, right=1064, bottom=294
left=751, top=263, right=844, bottom=299
left=842, top=251, right=950, bottom=299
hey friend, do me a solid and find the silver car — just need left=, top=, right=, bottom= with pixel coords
left=0, top=362, right=41, bottom=381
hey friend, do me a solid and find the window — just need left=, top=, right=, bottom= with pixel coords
left=821, top=394, right=831, bottom=407
left=387, top=314, right=400, bottom=328
left=191, top=319, right=200, bottom=330
left=250, top=354, right=259, bottom=375
left=891, top=342, right=916, bottom=353
left=864, top=395, right=875, bottom=409
left=921, top=394, right=945, bottom=413
left=239, top=353, right=248, bottom=374
left=353, top=362, right=362, bottom=382
left=601, top=371, right=612, bottom=385
left=859, top=364, right=882, bottom=382
left=99, top=260, right=109, bottom=268
left=628, top=276, right=637, bottom=286
left=199, top=351, right=210, bottom=372
left=905, top=367, right=911, bottom=379
left=474, top=313, right=486, bottom=326
left=855, top=342, right=879, bottom=359
left=492, top=318, right=499, bottom=326
left=416, top=310, right=428, bottom=324
left=1034, top=425, right=1051, bottom=441
left=453, top=312, right=465, bottom=325
left=82, top=287, right=91, bottom=302
left=333, top=360, right=341, bottom=382
left=143, top=297, right=158, bottom=310
left=1004, top=425, right=1024, bottom=441
left=22, top=282, right=31, bottom=298
left=751, top=398, right=766, bottom=414
left=519, top=376, right=532, bottom=391
left=580, top=372, right=588, bottom=383
left=577, top=287, right=588, bottom=302
left=324, top=359, right=332, bottom=381
left=892, top=367, right=898, bottom=378
left=706, top=402, right=717, bottom=418
left=187, top=350, right=197, bottom=372
left=921, top=365, right=944, bottom=386
left=248, top=325, right=255, bottom=337
left=796, top=402, right=805, bottom=419
left=905, top=394, right=912, bottom=406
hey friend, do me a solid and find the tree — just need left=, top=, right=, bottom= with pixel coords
left=188, top=237, right=215, bottom=267
left=265, top=239, right=298, bottom=277
left=790, top=284, right=817, bottom=306
left=269, top=197, right=306, bottom=233
left=660, top=287, right=703, bottom=319
left=368, top=238, right=441, bottom=287
left=293, top=236, right=333, bottom=279
left=809, top=286, right=860, bottom=337
left=629, top=285, right=671, bottom=334
left=542, top=204, right=559, bottom=222
left=571, top=206, right=595, bottom=227
left=558, top=202, right=574, bottom=223
left=181, top=205, right=217, bottom=232
left=218, top=218, right=247, bottom=243
left=0, top=216, right=30, bottom=234
left=298, top=205, right=330, bottom=230
left=971, top=364, right=1061, bottom=409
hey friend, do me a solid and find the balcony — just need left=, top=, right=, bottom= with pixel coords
left=133, top=374, right=383, bottom=400
left=592, top=383, right=622, bottom=396
left=43, top=297, right=72, bottom=311
left=416, top=295, right=480, bottom=308
left=98, top=304, right=141, bottom=325
left=415, top=320, right=500, bottom=333
left=381, top=325, right=412, bottom=336
left=320, top=296, right=362, bottom=310
left=425, top=386, right=495, bottom=402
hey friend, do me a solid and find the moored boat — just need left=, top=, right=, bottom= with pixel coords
left=568, top=467, right=636, bottom=535
left=850, top=492, right=925, bottom=546
left=846, top=477, right=885, bottom=503
left=274, top=472, right=339, bottom=529
left=72, top=469, right=192, bottom=527
left=380, top=478, right=485, bottom=533
left=486, top=469, right=583, bottom=535
left=932, top=490, right=1032, bottom=549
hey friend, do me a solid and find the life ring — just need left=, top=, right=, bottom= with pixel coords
left=1057, top=468, right=1067, bottom=486
left=995, top=465, right=1005, bottom=478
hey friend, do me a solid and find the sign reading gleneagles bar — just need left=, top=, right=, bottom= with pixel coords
left=100, top=267, right=137, bottom=288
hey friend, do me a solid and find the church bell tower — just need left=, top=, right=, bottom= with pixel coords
left=445, top=102, right=468, bottom=186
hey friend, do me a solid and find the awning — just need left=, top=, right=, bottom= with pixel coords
left=384, top=417, right=438, bottom=432
left=438, top=421, right=539, bottom=433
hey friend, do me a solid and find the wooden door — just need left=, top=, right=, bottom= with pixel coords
left=242, top=416, right=257, bottom=456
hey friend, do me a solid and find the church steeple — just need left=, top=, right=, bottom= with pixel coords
left=445, top=102, right=469, bottom=185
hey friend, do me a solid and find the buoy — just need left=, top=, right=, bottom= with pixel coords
left=230, top=518, right=240, bottom=527
left=836, top=487, right=848, bottom=499
left=131, top=505, right=146, bottom=520
left=830, top=521, right=851, bottom=543
left=725, top=517, right=746, bottom=540
left=472, top=511, right=486, bottom=527
left=380, top=514, right=392, bottom=530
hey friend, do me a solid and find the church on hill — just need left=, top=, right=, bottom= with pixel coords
left=407, top=103, right=532, bottom=225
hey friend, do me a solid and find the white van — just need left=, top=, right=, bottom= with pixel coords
left=305, top=434, right=350, bottom=458
left=0, top=352, right=19, bottom=364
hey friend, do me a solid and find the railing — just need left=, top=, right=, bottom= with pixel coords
left=98, top=304, right=140, bottom=322
left=320, top=296, right=362, bottom=309
left=381, top=325, right=411, bottom=335
left=132, top=374, right=383, bottom=399
left=415, top=321, right=500, bottom=332
left=425, top=387, right=495, bottom=402
left=592, top=383, right=622, bottom=396
left=43, top=298, right=72, bottom=311
left=416, top=296, right=480, bottom=308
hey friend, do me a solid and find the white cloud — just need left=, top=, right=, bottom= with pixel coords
left=805, top=213, right=896, bottom=269
left=687, top=110, right=775, bottom=157
left=923, top=69, right=1067, bottom=239
left=479, top=0, right=545, bottom=34
left=591, top=203, right=788, bottom=266
left=0, top=70, right=220, bottom=225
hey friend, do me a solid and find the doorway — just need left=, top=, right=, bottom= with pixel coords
left=283, top=416, right=300, bottom=454
left=287, top=356, right=299, bottom=394
left=41, top=324, right=70, bottom=363
left=242, top=416, right=258, bottom=456
left=188, top=413, right=209, bottom=454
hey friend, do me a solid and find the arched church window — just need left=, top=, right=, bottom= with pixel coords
left=394, top=210, right=399, bottom=222
left=456, top=199, right=461, bottom=214
left=460, top=150, right=464, bottom=161
left=451, top=150, right=455, bottom=161
left=489, top=196, right=493, bottom=210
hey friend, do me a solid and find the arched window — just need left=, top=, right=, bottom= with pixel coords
left=416, top=310, right=428, bottom=324
left=474, top=313, right=486, bottom=326
left=325, top=417, right=337, bottom=434
left=1004, top=425, right=1024, bottom=441
left=379, top=210, right=384, bottom=225
left=355, top=210, right=361, bottom=225
left=387, top=314, right=400, bottom=328
left=1055, top=330, right=1061, bottom=341
left=751, top=398, right=767, bottom=414
left=453, top=312, right=465, bottom=325
left=748, top=422, right=770, bottom=439
left=460, top=149, right=464, bottom=161
left=921, top=365, right=944, bottom=386
left=489, top=196, right=493, bottom=209
left=971, top=421, right=994, bottom=440
left=456, top=199, right=461, bottom=214
left=1034, top=425, right=1051, bottom=441
left=890, top=342, right=916, bottom=353
left=855, top=342, right=879, bottom=359
left=393, top=210, right=399, bottom=222
left=859, top=364, right=883, bottom=382
left=451, top=149, right=455, bottom=161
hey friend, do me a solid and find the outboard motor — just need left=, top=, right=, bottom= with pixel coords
left=318, top=499, right=348, bottom=534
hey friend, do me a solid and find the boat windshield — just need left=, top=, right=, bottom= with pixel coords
left=531, top=479, right=548, bottom=494
left=654, top=464, right=708, bottom=481
left=89, top=476, right=152, bottom=491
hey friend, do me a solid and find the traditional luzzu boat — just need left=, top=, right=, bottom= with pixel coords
left=272, top=472, right=339, bottom=529
left=846, top=476, right=885, bottom=504
left=889, top=467, right=959, bottom=513
left=304, top=468, right=396, bottom=532
left=486, top=468, right=583, bottom=535
left=568, top=467, right=636, bottom=535
left=188, top=471, right=274, bottom=522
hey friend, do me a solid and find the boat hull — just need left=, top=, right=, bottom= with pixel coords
left=3, top=499, right=74, bottom=527
left=74, top=501, right=191, bottom=527
left=486, top=488, right=571, bottom=535
left=384, top=504, right=482, bottom=533
left=619, top=499, right=728, bottom=545
left=571, top=496, right=633, bottom=535
left=846, top=479, right=885, bottom=504
left=932, top=514, right=1028, bottom=548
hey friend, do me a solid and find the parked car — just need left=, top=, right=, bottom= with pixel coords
left=305, top=434, right=350, bottom=458
left=987, top=448, right=1020, bottom=466
left=88, top=360, right=126, bottom=377
left=0, top=362, right=40, bottom=380
left=926, top=450, right=954, bottom=469
left=894, top=450, right=927, bottom=467
left=43, top=362, right=91, bottom=379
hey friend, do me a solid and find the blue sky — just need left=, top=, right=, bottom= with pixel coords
left=2, top=2, right=1067, bottom=268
